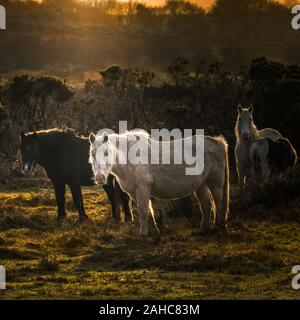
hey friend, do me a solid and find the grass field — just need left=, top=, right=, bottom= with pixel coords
left=0, top=180, right=300, bottom=299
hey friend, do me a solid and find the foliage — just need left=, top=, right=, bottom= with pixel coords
left=2, top=75, right=73, bottom=130
left=1, top=56, right=300, bottom=162
left=232, top=165, right=300, bottom=217
left=0, top=0, right=298, bottom=74
left=0, top=102, right=13, bottom=156
left=248, top=57, right=300, bottom=148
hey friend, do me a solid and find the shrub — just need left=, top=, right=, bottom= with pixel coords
left=231, top=164, right=300, bottom=216
left=38, top=256, right=59, bottom=272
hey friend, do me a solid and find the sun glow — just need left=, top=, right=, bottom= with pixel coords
left=31, top=0, right=294, bottom=10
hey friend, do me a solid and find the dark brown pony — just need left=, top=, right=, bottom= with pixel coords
left=250, top=137, right=298, bottom=181
left=19, top=128, right=132, bottom=223
left=268, top=138, right=298, bottom=172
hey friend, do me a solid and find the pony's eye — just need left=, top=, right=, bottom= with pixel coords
left=104, top=150, right=108, bottom=157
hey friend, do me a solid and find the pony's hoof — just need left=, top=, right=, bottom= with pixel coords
left=152, top=236, right=161, bottom=245
left=57, top=215, right=67, bottom=224
left=198, top=228, right=210, bottom=235
left=199, top=225, right=216, bottom=235
left=151, top=230, right=161, bottom=242
left=79, top=215, right=91, bottom=223
left=216, top=225, right=228, bottom=234
left=139, top=232, right=149, bottom=238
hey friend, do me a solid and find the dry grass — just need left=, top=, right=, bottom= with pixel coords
left=0, top=180, right=300, bottom=299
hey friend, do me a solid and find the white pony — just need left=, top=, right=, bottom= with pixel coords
left=89, top=131, right=230, bottom=238
left=234, top=105, right=282, bottom=188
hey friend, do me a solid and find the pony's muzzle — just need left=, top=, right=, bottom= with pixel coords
left=242, top=132, right=250, bottom=140
left=95, top=174, right=106, bottom=185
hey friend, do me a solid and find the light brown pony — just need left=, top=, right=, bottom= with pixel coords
left=234, top=105, right=282, bottom=188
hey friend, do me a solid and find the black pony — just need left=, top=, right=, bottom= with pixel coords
left=19, top=128, right=132, bottom=223
left=251, top=137, right=298, bottom=180
left=268, top=138, right=298, bottom=173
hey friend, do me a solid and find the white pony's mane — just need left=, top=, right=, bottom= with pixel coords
left=96, top=130, right=150, bottom=143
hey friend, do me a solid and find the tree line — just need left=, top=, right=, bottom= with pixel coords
left=0, top=0, right=298, bottom=74
left=1, top=56, right=300, bottom=167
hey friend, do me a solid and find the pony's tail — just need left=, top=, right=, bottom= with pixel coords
left=292, top=146, right=298, bottom=167
left=221, top=141, right=230, bottom=226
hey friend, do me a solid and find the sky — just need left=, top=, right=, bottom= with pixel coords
left=142, top=0, right=212, bottom=8
left=33, top=0, right=292, bottom=10
left=105, top=0, right=213, bottom=9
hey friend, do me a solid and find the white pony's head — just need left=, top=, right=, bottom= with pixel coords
left=236, top=105, right=254, bottom=141
left=89, top=132, right=114, bottom=185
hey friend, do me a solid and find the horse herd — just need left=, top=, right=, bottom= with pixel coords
left=19, top=106, right=298, bottom=239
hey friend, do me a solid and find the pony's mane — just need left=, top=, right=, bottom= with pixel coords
left=214, top=135, right=228, bottom=150
left=36, top=127, right=76, bottom=136
left=128, top=130, right=150, bottom=140
left=35, top=127, right=79, bottom=148
left=97, top=130, right=150, bottom=143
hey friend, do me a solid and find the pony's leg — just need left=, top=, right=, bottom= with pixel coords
left=112, top=176, right=122, bottom=222
left=237, top=163, right=246, bottom=189
left=249, top=165, right=260, bottom=184
left=209, top=186, right=225, bottom=229
left=136, top=187, right=160, bottom=238
left=261, top=161, right=271, bottom=183
left=136, top=191, right=150, bottom=236
left=194, top=183, right=213, bottom=231
left=53, top=182, right=66, bottom=221
left=148, top=200, right=160, bottom=239
left=207, top=177, right=228, bottom=230
left=69, top=183, right=89, bottom=222
left=121, top=191, right=133, bottom=223
left=249, top=166, right=255, bottom=183
left=102, top=182, right=121, bottom=223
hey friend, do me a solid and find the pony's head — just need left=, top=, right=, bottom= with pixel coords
left=89, top=132, right=114, bottom=185
left=19, top=131, right=40, bottom=173
left=236, top=105, right=254, bottom=141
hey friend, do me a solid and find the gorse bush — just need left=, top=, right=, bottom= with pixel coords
left=0, top=57, right=300, bottom=162
left=0, top=102, right=14, bottom=157
left=38, top=256, right=59, bottom=272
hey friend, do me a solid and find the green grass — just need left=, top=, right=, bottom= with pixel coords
left=0, top=182, right=300, bottom=299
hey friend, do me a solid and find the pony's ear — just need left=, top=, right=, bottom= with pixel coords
left=238, top=105, right=243, bottom=113
left=89, top=132, right=96, bottom=144
left=248, top=105, right=254, bottom=114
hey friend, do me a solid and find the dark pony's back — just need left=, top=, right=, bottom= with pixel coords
left=37, top=128, right=93, bottom=186
left=268, top=138, right=298, bottom=172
